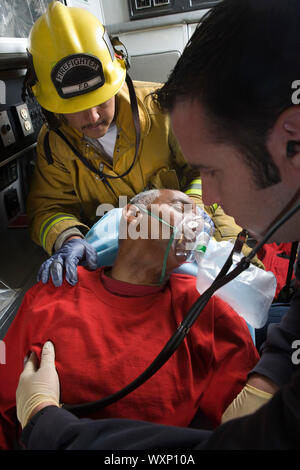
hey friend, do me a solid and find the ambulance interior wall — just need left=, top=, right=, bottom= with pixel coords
left=101, top=0, right=206, bottom=83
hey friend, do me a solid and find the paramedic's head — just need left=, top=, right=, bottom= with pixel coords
left=155, top=0, right=300, bottom=243
left=115, top=189, right=213, bottom=284
left=25, top=1, right=125, bottom=138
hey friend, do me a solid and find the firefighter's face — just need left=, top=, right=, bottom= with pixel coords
left=63, top=97, right=115, bottom=138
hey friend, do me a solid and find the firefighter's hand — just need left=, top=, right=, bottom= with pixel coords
left=16, top=341, right=60, bottom=429
left=37, top=238, right=97, bottom=287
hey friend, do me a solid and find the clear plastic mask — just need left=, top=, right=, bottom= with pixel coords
left=135, top=203, right=215, bottom=282
left=174, top=208, right=215, bottom=263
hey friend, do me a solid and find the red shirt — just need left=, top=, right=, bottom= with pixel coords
left=0, top=267, right=259, bottom=449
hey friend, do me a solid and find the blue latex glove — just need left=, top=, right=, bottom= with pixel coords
left=37, top=238, right=97, bottom=287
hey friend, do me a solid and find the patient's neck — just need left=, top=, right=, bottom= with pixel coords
left=108, top=240, right=170, bottom=286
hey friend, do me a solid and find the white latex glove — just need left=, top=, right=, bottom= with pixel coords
left=16, top=341, right=60, bottom=429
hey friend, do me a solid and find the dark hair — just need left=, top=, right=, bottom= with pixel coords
left=154, top=0, right=300, bottom=188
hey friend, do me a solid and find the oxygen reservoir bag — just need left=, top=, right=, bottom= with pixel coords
left=196, top=239, right=276, bottom=328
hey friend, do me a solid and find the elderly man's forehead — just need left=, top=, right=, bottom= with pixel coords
left=153, top=189, right=193, bottom=206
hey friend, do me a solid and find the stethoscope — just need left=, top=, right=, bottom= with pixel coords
left=63, top=194, right=300, bottom=417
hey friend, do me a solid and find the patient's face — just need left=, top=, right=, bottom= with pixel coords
left=120, top=189, right=203, bottom=279
left=145, top=189, right=199, bottom=269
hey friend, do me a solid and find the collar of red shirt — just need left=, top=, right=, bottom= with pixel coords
left=100, top=267, right=164, bottom=297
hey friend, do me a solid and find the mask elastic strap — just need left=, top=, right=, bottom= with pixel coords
left=159, top=230, right=176, bottom=284
left=134, top=204, right=177, bottom=284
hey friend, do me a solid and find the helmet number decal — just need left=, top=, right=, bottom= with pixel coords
left=51, top=53, right=105, bottom=99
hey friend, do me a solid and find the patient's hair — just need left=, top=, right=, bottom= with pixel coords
left=130, top=189, right=160, bottom=208
left=118, top=190, right=161, bottom=242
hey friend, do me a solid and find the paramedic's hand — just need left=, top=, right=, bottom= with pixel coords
left=16, top=341, right=60, bottom=429
left=37, top=237, right=97, bottom=287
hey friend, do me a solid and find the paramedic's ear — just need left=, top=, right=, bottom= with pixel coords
left=267, top=106, right=300, bottom=171
left=286, top=140, right=300, bottom=169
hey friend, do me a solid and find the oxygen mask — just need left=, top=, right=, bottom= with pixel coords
left=173, top=207, right=215, bottom=263
left=134, top=203, right=215, bottom=283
